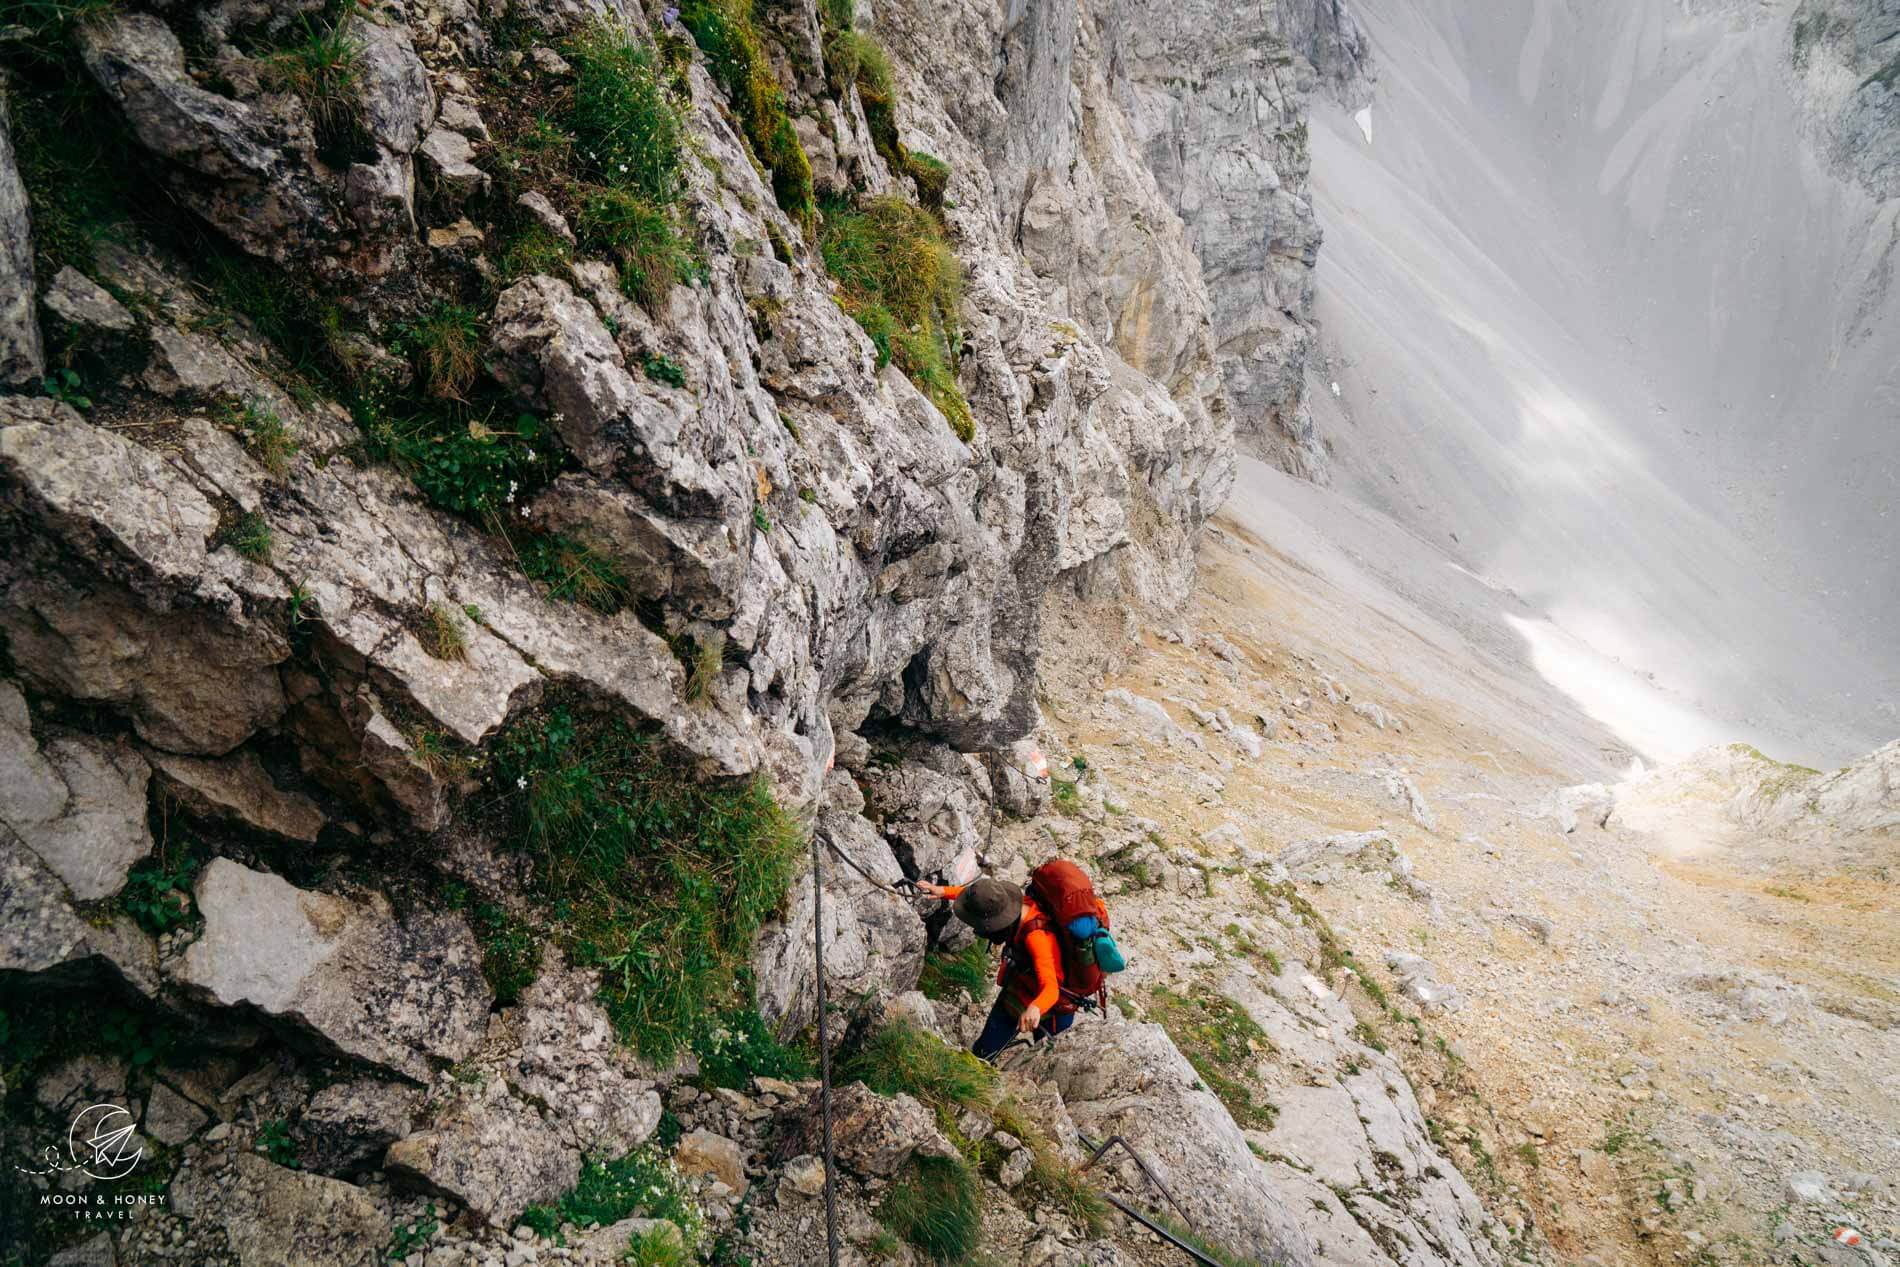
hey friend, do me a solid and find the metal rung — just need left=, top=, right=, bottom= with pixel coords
left=1098, top=1193, right=1237, bottom=1267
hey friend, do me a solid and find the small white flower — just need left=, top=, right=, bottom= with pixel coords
left=515, top=776, right=527, bottom=790
left=520, top=506, right=531, bottom=517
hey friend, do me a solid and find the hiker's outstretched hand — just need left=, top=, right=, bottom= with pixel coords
left=1017, top=1004, right=1042, bottom=1033
left=914, top=882, right=950, bottom=899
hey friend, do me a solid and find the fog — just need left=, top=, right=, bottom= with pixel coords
left=1286, top=0, right=1899, bottom=767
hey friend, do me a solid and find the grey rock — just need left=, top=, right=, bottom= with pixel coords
left=0, top=681, right=152, bottom=900
left=1383, top=951, right=1463, bottom=1014
left=784, top=1083, right=958, bottom=1179
left=779, top=1154, right=827, bottom=1199
left=0, top=90, right=44, bottom=385
left=349, top=12, right=435, bottom=154
left=298, top=1078, right=421, bottom=1175
left=1023, top=1019, right=1315, bottom=1266
left=1785, top=1169, right=1833, bottom=1203
left=515, top=190, right=571, bottom=242
left=999, top=1145, right=1033, bottom=1188
left=1532, top=782, right=1615, bottom=834
left=439, top=94, right=492, bottom=142
left=46, top=1234, right=115, bottom=1267
left=1092, top=0, right=1323, bottom=471
left=42, top=267, right=136, bottom=336
left=79, top=14, right=343, bottom=266
left=751, top=808, right=925, bottom=1035
left=675, top=1129, right=748, bottom=1196
left=142, top=1080, right=210, bottom=1146
left=0, top=829, right=158, bottom=994
left=385, top=1080, right=580, bottom=1227
left=145, top=747, right=325, bottom=842
left=179, top=859, right=490, bottom=1080
left=419, top=127, right=489, bottom=200
left=495, top=964, right=663, bottom=1157
left=171, top=1151, right=389, bottom=1267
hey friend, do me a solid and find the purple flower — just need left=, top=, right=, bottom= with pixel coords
left=662, top=6, right=680, bottom=27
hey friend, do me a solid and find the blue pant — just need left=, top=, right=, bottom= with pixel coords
left=972, top=996, right=1074, bottom=1060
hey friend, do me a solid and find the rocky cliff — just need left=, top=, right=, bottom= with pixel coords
left=0, top=0, right=1496, bottom=1264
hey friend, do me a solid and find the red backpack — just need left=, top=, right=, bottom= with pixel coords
left=1026, top=859, right=1111, bottom=1011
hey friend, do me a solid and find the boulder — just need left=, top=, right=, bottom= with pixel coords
left=42, top=267, right=136, bottom=337
left=171, top=1151, right=389, bottom=1267
left=782, top=1084, right=957, bottom=1179
left=144, top=747, right=325, bottom=843
left=0, top=90, right=43, bottom=385
left=178, top=860, right=490, bottom=1079
left=142, top=1080, right=210, bottom=1146
left=0, top=681, right=152, bottom=900
left=418, top=126, right=489, bottom=200
left=348, top=12, right=434, bottom=154
left=494, top=963, right=664, bottom=1156
left=79, top=13, right=342, bottom=264
left=675, top=1129, right=748, bottom=1196
left=384, top=1079, right=581, bottom=1226
left=297, top=1078, right=421, bottom=1175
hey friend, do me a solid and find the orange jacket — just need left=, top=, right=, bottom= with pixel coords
left=940, top=887, right=1061, bottom=1015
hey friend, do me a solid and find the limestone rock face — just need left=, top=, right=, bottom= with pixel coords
left=0, top=830, right=157, bottom=994
left=751, top=797, right=927, bottom=1034
left=1092, top=0, right=1326, bottom=475
left=178, top=860, right=491, bottom=1080
left=0, top=91, right=43, bottom=385
left=1273, top=0, right=1376, bottom=105
left=1793, top=0, right=1900, bottom=197
left=1025, top=1019, right=1317, bottom=1267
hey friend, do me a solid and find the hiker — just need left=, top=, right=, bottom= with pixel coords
left=916, top=861, right=1125, bottom=1061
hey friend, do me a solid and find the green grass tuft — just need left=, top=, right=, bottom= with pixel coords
left=682, top=632, right=725, bottom=704
left=837, top=1020, right=996, bottom=1114
left=679, top=0, right=816, bottom=225
left=627, top=1224, right=691, bottom=1267
left=259, top=15, right=368, bottom=165
left=495, top=709, right=804, bottom=1060
left=224, top=397, right=299, bottom=477
left=419, top=601, right=469, bottom=661
left=403, top=302, right=484, bottom=400
left=518, top=1145, right=702, bottom=1248
left=877, top=1155, right=980, bottom=1263
left=499, top=224, right=575, bottom=281
left=690, top=1006, right=813, bottom=1090
left=566, top=23, right=687, bottom=201
left=820, top=197, right=971, bottom=439
left=917, top=940, right=992, bottom=1001
left=230, top=512, right=274, bottom=562
left=472, top=902, right=540, bottom=1005
left=516, top=532, right=630, bottom=613
left=576, top=188, right=701, bottom=309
